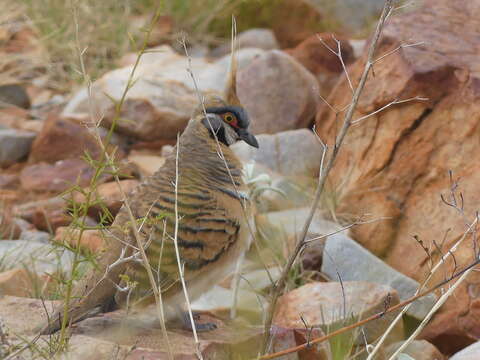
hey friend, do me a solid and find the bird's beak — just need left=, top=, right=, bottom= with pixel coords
left=238, top=129, right=259, bottom=148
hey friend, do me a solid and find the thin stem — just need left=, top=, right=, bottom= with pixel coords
left=260, top=0, right=395, bottom=354
left=171, top=135, right=203, bottom=359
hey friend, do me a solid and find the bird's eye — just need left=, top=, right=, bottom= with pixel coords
left=223, top=112, right=237, bottom=126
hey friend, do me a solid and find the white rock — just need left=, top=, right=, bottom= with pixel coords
left=0, top=240, right=74, bottom=275
left=232, top=128, right=323, bottom=178
left=450, top=341, right=480, bottom=360
left=62, top=46, right=265, bottom=141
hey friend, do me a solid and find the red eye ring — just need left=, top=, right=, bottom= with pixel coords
left=223, top=112, right=238, bottom=127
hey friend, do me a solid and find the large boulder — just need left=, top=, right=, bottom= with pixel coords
left=237, top=50, right=319, bottom=134
left=315, top=0, right=480, bottom=353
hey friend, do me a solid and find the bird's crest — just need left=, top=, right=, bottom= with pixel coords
left=224, top=16, right=241, bottom=107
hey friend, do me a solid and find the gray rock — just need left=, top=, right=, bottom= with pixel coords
left=0, top=129, right=36, bottom=166
left=199, top=47, right=265, bottom=93
left=232, top=128, right=324, bottom=178
left=256, top=208, right=341, bottom=267
left=0, top=84, right=30, bottom=109
left=450, top=341, right=480, bottom=360
left=321, top=234, right=437, bottom=320
left=257, top=207, right=341, bottom=241
left=386, top=340, right=444, bottom=360
left=0, top=240, right=74, bottom=275
left=237, top=50, right=320, bottom=134
left=19, top=230, right=51, bottom=243
left=211, top=28, right=279, bottom=57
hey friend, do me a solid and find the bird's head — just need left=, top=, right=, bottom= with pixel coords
left=193, top=96, right=259, bottom=149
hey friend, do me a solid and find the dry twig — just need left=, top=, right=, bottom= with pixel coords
left=260, top=0, right=396, bottom=354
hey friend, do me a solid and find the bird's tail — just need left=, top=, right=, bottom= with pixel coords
left=38, top=218, right=131, bottom=334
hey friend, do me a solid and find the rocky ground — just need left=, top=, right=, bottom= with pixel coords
left=1, top=0, right=480, bottom=359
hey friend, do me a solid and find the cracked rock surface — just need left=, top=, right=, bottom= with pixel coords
left=315, top=0, right=480, bottom=354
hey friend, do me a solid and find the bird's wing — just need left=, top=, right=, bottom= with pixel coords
left=128, top=179, right=243, bottom=299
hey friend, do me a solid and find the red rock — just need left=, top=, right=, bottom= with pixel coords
left=20, top=158, right=95, bottom=192
left=29, top=113, right=102, bottom=163
left=314, top=0, right=480, bottom=353
left=285, top=33, right=355, bottom=97
left=13, top=197, right=70, bottom=232
left=268, top=326, right=331, bottom=360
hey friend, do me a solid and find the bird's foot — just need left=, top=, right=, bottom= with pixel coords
left=181, top=311, right=217, bottom=332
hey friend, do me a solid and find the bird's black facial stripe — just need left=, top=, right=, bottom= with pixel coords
left=205, top=106, right=249, bottom=128
left=201, top=116, right=229, bottom=146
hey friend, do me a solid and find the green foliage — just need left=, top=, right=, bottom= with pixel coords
left=321, top=312, right=358, bottom=360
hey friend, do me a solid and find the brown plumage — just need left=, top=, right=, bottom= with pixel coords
left=40, top=96, right=258, bottom=334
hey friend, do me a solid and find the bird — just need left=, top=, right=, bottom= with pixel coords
left=39, top=93, right=259, bottom=334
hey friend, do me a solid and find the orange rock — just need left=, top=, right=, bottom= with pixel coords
left=0, top=268, right=34, bottom=297
left=315, top=0, right=480, bottom=353
left=274, top=281, right=402, bottom=344
left=73, top=179, right=139, bottom=217
left=127, top=152, right=165, bottom=176
left=54, top=227, right=105, bottom=253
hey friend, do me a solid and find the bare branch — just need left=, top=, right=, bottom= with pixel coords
left=373, top=41, right=425, bottom=64
left=317, top=34, right=354, bottom=94
left=352, top=96, right=429, bottom=125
